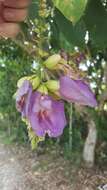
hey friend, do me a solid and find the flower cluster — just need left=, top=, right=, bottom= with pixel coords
left=16, top=79, right=66, bottom=138
left=15, top=53, right=97, bottom=141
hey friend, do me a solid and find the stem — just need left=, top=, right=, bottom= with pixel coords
left=69, top=103, right=73, bottom=151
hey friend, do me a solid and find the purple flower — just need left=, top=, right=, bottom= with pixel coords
left=59, top=76, right=97, bottom=107
left=16, top=80, right=32, bottom=117
left=28, top=92, right=67, bottom=137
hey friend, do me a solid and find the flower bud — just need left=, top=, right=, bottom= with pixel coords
left=37, top=84, right=48, bottom=94
left=30, top=76, right=40, bottom=90
left=44, top=54, right=61, bottom=69
left=46, top=80, right=60, bottom=92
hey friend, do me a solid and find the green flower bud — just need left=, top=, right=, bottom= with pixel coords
left=37, top=84, right=48, bottom=94
left=44, top=54, right=61, bottom=69
left=30, top=76, right=41, bottom=90
left=46, top=80, right=60, bottom=92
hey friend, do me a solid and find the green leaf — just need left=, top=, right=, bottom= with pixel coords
left=83, top=0, right=107, bottom=48
left=51, top=9, right=86, bottom=49
left=52, top=0, right=88, bottom=23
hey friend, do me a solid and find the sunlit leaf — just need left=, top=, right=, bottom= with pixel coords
left=53, top=0, right=88, bottom=23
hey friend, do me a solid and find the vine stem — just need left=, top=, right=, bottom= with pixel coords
left=69, top=103, right=73, bottom=151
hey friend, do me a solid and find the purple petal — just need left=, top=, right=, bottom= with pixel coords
left=28, top=92, right=67, bottom=137
left=23, top=86, right=32, bottom=117
left=47, top=100, right=67, bottom=137
left=16, top=80, right=32, bottom=117
left=60, top=76, right=97, bottom=107
left=31, top=92, right=52, bottom=113
left=16, top=80, right=31, bottom=102
left=29, top=114, right=46, bottom=137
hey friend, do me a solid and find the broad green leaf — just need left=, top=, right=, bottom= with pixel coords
left=83, top=0, right=107, bottom=48
left=51, top=9, right=86, bottom=49
left=52, top=0, right=88, bottom=23
left=52, top=0, right=107, bottom=49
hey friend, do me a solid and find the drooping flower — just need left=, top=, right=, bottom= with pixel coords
left=16, top=80, right=32, bottom=117
left=59, top=76, right=97, bottom=107
left=28, top=92, right=67, bottom=137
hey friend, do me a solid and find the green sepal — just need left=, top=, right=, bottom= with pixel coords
left=37, top=84, right=48, bottom=94
left=44, top=54, right=61, bottom=70
left=45, top=80, right=60, bottom=92
left=30, top=76, right=41, bottom=90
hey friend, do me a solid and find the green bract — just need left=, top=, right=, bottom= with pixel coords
left=46, top=80, right=60, bottom=92
left=37, top=84, right=48, bottom=94
left=44, top=54, right=61, bottom=69
left=30, top=76, right=41, bottom=90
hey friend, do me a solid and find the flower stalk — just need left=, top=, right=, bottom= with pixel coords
left=69, top=103, right=73, bottom=151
